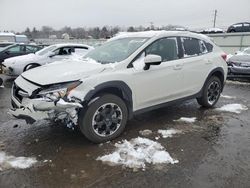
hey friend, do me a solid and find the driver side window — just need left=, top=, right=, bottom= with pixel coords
left=145, top=37, right=179, bottom=62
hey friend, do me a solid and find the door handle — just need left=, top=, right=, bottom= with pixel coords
left=173, top=64, right=183, bottom=70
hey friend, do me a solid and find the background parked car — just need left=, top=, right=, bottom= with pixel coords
left=0, top=44, right=42, bottom=64
left=0, top=44, right=42, bottom=73
left=227, top=47, right=250, bottom=78
left=227, top=22, right=250, bottom=33
left=2, top=43, right=94, bottom=76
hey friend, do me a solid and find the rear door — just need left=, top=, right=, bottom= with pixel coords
left=177, top=37, right=213, bottom=97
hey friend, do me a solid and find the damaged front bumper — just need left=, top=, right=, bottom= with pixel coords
left=10, top=94, right=83, bottom=126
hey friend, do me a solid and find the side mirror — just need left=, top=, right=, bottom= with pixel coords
left=48, top=51, right=56, bottom=58
left=144, top=54, right=162, bottom=70
left=5, top=51, right=10, bottom=55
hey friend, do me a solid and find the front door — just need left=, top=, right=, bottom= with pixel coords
left=131, top=37, right=184, bottom=110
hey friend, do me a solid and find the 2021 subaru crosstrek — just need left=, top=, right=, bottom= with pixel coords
left=10, top=31, right=228, bottom=143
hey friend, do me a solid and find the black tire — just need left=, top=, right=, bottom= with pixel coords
left=78, top=94, right=128, bottom=143
left=197, top=76, right=222, bottom=108
left=24, top=64, right=40, bottom=72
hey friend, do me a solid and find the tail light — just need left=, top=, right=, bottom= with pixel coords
left=221, top=54, right=227, bottom=61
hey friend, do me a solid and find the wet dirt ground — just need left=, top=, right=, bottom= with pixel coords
left=0, top=78, right=249, bottom=188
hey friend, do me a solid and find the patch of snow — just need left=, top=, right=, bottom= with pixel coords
left=97, top=137, right=178, bottom=169
left=0, top=152, right=37, bottom=171
left=0, top=85, right=4, bottom=88
left=139, top=129, right=153, bottom=136
left=155, top=136, right=160, bottom=140
left=221, top=94, right=236, bottom=99
left=216, top=104, right=248, bottom=114
left=204, top=28, right=223, bottom=32
left=226, top=80, right=250, bottom=86
left=158, top=129, right=182, bottom=138
left=133, top=52, right=146, bottom=70
left=175, top=117, right=197, bottom=123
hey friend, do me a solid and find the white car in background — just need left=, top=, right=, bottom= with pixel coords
left=2, top=43, right=94, bottom=76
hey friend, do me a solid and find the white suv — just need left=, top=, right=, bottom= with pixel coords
left=10, top=31, right=228, bottom=143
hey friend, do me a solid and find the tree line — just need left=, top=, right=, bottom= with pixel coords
left=18, top=24, right=183, bottom=39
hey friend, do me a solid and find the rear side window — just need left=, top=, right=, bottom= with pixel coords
left=26, top=45, right=39, bottom=53
left=181, top=37, right=201, bottom=57
left=181, top=37, right=213, bottom=57
left=74, top=47, right=89, bottom=56
left=145, top=37, right=179, bottom=62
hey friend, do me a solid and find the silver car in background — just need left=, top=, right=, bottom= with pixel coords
left=227, top=47, right=250, bottom=78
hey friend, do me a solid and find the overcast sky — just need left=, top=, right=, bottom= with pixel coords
left=0, top=0, right=250, bottom=32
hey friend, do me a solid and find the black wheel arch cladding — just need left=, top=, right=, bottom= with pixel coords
left=84, top=81, right=133, bottom=119
left=203, top=67, right=225, bottom=92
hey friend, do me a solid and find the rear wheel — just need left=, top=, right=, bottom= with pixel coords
left=78, top=94, right=128, bottom=143
left=197, top=76, right=222, bottom=108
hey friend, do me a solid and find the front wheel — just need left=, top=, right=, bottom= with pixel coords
left=197, top=76, right=222, bottom=108
left=78, top=94, right=128, bottom=143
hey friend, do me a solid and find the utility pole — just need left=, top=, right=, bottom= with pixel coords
left=213, top=9, right=217, bottom=28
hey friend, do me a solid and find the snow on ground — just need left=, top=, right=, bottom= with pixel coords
left=158, top=129, right=182, bottom=138
left=97, top=137, right=178, bottom=169
left=174, top=117, right=197, bottom=123
left=226, top=80, right=250, bottom=86
left=221, top=94, right=236, bottom=99
left=216, top=104, right=248, bottom=114
left=0, top=152, right=37, bottom=171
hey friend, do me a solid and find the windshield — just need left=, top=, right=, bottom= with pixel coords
left=36, top=45, right=58, bottom=56
left=84, top=37, right=148, bottom=64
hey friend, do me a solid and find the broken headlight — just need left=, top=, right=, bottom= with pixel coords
left=38, top=81, right=82, bottom=99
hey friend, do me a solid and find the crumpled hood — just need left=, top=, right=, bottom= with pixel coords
left=229, top=54, right=250, bottom=63
left=21, top=59, right=105, bottom=85
left=3, top=53, right=41, bottom=66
